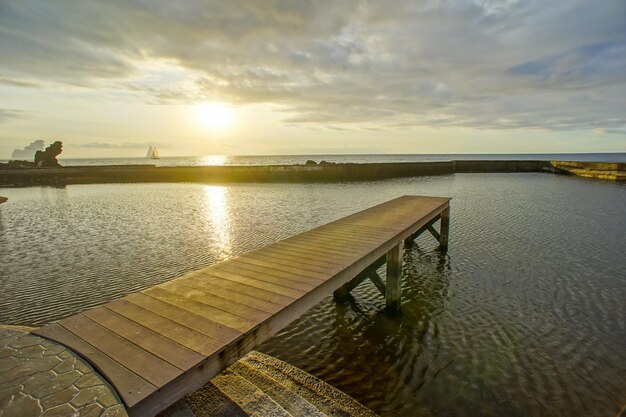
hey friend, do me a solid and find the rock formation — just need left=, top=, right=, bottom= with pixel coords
left=34, top=141, right=63, bottom=167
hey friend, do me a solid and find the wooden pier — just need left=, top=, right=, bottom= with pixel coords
left=34, top=195, right=450, bottom=417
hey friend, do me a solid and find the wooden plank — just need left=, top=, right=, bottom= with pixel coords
left=314, top=219, right=399, bottom=235
left=264, top=244, right=350, bottom=266
left=199, top=268, right=306, bottom=299
left=190, top=270, right=297, bottom=306
left=233, top=256, right=329, bottom=281
left=176, top=278, right=284, bottom=314
left=124, top=292, right=242, bottom=344
left=316, top=222, right=387, bottom=236
left=160, top=280, right=271, bottom=322
left=286, top=230, right=374, bottom=250
left=215, top=262, right=318, bottom=292
left=317, top=221, right=396, bottom=236
left=34, top=323, right=156, bottom=409
left=292, top=230, right=378, bottom=248
left=279, top=237, right=365, bottom=257
left=83, top=307, right=204, bottom=371
left=255, top=247, right=346, bottom=271
left=106, top=299, right=223, bottom=356
left=271, top=240, right=362, bottom=260
left=142, top=287, right=257, bottom=333
left=245, top=250, right=342, bottom=275
left=59, top=314, right=181, bottom=388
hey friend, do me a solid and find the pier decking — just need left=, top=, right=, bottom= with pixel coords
left=34, top=195, right=450, bottom=417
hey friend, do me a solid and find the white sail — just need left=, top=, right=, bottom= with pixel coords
left=146, top=145, right=160, bottom=159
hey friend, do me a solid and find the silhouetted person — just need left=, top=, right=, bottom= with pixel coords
left=34, top=141, right=63, bottom=167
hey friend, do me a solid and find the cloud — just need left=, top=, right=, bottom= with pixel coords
left=0, top=77, right=40, bottom=88
left=11, top=139, right=44, bottom=160
left=0, top=0, right=625, bottom=132
left=75, top=141, right=170, bottom=149
left=0, top=109, right=28, bottom=123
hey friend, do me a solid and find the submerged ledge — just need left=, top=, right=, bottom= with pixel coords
left=0, top=160, right=623, bottom=187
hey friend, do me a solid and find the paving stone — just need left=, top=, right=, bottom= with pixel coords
left=0, top=346, right=15, bottom=358
left=0, top=385, right=22, bottom=408
left=53, top=357, right=77, bottom=374
left=41, top=385, right=79, bottom=409
left=2, top=356, right=62, bottom=382
left=71, top=385, right=115, bottom=408
left=1, top=326, right=126, bottom=417
left=13, top=344, right=46, bottom=359
left=0, top=391, right=42, bottom=417
left=32, top=370, right=82, bottom=398
left=0, top=331, right=24, bottom=346
left=74, top=359, right=93, bottom=374
left=42, top=344, right=66, bottom=356
left=101, top=404, right=129, bottom=417
left=0, top=357, right=19, bottom=375
left=75, top=402, right=104, bottom=417
left=7, top=334, right=43, bottom=349
left=96, top=391, right=120, bottom=408
left=0, top=376, right=26, bottom=390
left=40, top=403, right=76, bottom=417
left=23, top=370, right=56, bottom=392
left=75, top=374, right=102, bottom=389
left=58, top=350, right=75, bottom=359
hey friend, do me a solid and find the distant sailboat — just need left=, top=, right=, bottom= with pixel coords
left=146, top=145, right=160, bottom=159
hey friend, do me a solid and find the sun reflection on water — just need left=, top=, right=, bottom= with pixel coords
left=202, top=185, right=231, bottom=259
left=200, top=155, right=228, bottom=166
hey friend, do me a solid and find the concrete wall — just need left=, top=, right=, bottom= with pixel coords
left=2, top=159, right=621, bottom=187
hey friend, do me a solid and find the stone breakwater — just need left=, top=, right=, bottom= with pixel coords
left=0, top=160, right=623, bottom=187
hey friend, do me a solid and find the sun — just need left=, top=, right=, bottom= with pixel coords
left=195, top=102, right=234, bottom=131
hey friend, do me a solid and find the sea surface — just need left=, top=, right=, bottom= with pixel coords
left=3, top=152, right=625, bottom=167
left=0, top=173, right=625, bottom=416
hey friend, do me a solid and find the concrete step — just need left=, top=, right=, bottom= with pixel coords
left=182, top=351, right=377, bottom=417
left=229, top=361, right=326, bottom=417
left=239, top=351, right=377, bottom=417
left=211, top=373, right=293, bottom=417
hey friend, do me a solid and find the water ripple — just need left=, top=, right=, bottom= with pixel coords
left=1, top=175, right=625, bottom=416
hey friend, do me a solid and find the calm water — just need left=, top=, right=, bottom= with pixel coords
left=1, top=174, right=625, bottom=416
left=3, top=152, right=625, bottom=167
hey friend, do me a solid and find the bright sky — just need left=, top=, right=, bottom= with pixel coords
left=1, top=0, right=625, bottom=158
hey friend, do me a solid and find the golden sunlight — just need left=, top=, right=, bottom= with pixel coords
left=195, top=102, right=235, bottom=131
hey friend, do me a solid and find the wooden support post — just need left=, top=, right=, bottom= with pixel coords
left=368, top=271, right=387, bottom=296
left=427, top=225, right=441, bottom=241
left=385, top=242, right=403, bottom=311
left=333, top=255, right=386, bottom=301
left=439, top=206, right=450, bottom=250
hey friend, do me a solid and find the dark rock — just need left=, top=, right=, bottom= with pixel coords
left=305, top=160, right=317, bottom=165
left=319, top=160, right=335, bottom=165
left=34, top=141, right=63, bottom=168
left=0, top=160, right=36, bottom=170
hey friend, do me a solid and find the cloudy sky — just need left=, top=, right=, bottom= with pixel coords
left=1, top=0, right=625, bottom=158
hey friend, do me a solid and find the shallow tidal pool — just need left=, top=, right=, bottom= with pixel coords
left=1, top=173, right=624, bottom=416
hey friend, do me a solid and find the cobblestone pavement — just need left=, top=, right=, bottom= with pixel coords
left=0, top=326, right=128, bottom=417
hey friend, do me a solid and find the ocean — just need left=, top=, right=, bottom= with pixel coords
left=3, top=152, right=625, bottom=167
